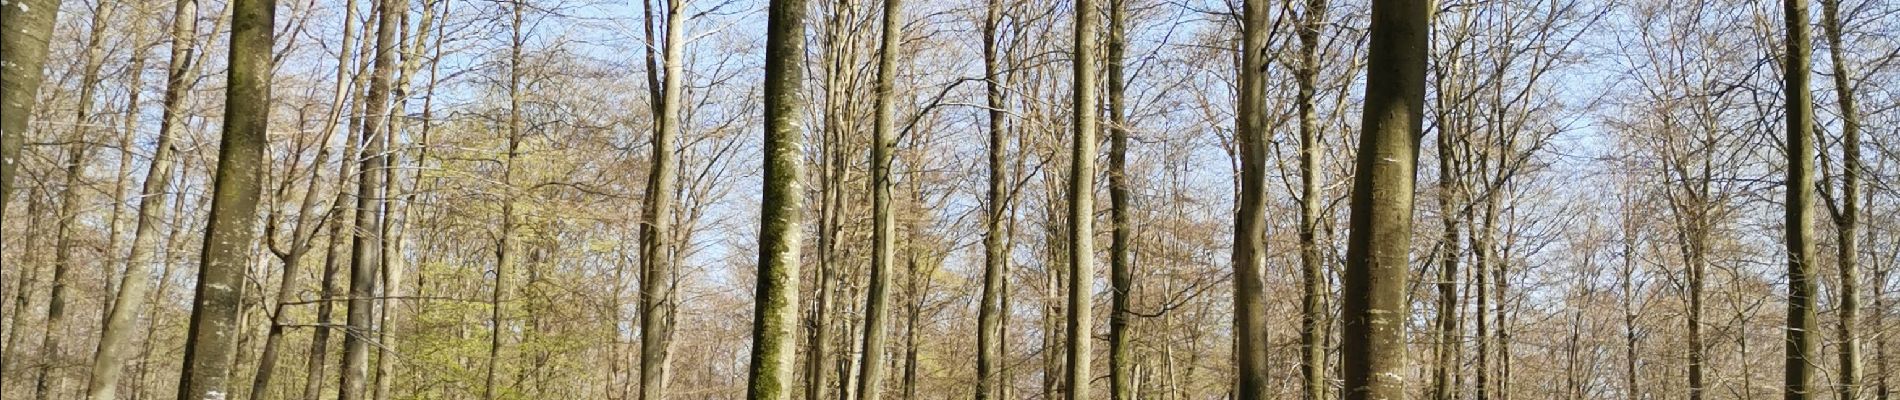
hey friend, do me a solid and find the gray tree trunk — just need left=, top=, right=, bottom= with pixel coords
left=174, top=0, right=276, bottom=394
left=745, top=0, right=808, bottom=396
left=637, top=0, right=686, bottom=397
left=1782, top=1, right=1820, bottom=399
left=974, top=0, right=1010, bottom=397
left=1339, top=0, right=1427, bottom=399
left=1065, top=0, right=1099, bottom=397
left=340, top=0, right=404, bottom=396
left=0, top=0, right=63, bottom=238
left=855, top=0, right=901, bottom=397
left=1232, top=0, right=1272, bottom=397
left=87, top=2, right=204, bottom=397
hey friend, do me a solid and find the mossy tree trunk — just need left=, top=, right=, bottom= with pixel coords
left=746, top=0, right=808, bottom=395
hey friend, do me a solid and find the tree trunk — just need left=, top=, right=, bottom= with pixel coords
left=87, top=2, right=204, bottom=397
left=486, top=2, right=526, bottom=399
left=1065, top=0, right=1099, bottom=397
left=31, top=1, right=117, bottom=396
left=1233, top=0, right=1271, bottom=397
left=975, top=0, right=1009, bottom=396
left=1819, top=1, right=1863, bottom=398
left=747, top=0, right=808, bottom=396
left=856, top=0, right=901, bottom=397
left=174, top=0, right=275, bottom=394
left=637, top=0, right=686, bottom=397
left=1783, top=1, right=1820, bottom=399
left=1295, top=0, right=1328, bottom=398
left=1105, top=0, right=1135, bottom=397
left=1340, top=0, right=1427, bottom=399
left=338, top=0, right=401, bottom=396
left=302, top=1, right=364, bottom=396
left=0, top=0, right=62, bottom=234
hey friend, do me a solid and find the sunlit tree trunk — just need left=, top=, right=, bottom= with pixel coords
left=94, top=30, right=190, bottom=382
left=32, top=1, right=116, bottom=396
left=1065, top=0, right=1099, bottom=396
left=637, top=0, right=685, bottom=396
left=175, top=0, right=275, bottom=394
left=1294, top=0, right=1328, bottom=398
left=974, top=0, right=1011, bottom=396
left=1105, top=0, right=1134, bottom=396
left=855, top=0, right=902, bottom=397
left=1340, top=0, right=1427, bottom=399
left=747, top=0, right=809, bottom=395
left=339, top=0, right=403, bottom=396
left=0, top=0, right=63, bottom=239
left=1818, top=1, right=1863, bottom=398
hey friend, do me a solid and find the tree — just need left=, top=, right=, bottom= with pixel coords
left=1294, top=0, right=1329, bottom=398
left=174, top=0, right=275, bottom=396
left=1816, top=1, right=1864, bottom=398
left=339, top=0, right=404, bottom=396
left=974, top=0, right=1011, bottom=397
left=746, top=0, right=808, bottom=396
left=86, top=0, right=203, bottom=397
left=1232, top=0, right=1272, bottom=396
left=1065, top=0, right=1100, bottom=397
left=1782, top=0, right=1820, bottom=399
left=855, top=0, right=902, bottom=397
left=1104, top=0, right=1136, bottom=397
left=1340, top=1, right=1427, bottom=400
left=0, top=0, right=62, bottom=239
left=32, top=0, right=117, bottom=396
left=637, top=0, right=686, bottom=397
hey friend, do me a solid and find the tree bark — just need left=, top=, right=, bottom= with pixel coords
left=33, top=0, right=116, bottom=396
left=1105, top=0, right=1135, bottom=397
left=1819, top=1, right=1862, bottom=398
left=1340, top=1, right=1427, bottom=400
left=637, top=0, right=686, bottom=397
left=338, top=0, right=402, bottom=396
left=855, top=0, right=902, bottom=397
left=0, top=0, right=63, bottom=237
left=1783, top=1, right=1820, bottom=399
left=1066, top=0, right=1100, bottom=398
left=746, top=0, right=808, bottom=395
left=1232, top=0, right=1272, bottom=397
left=175, top=0, right=275, bottom=394
left=975, top=0, right=1009, bottom=397
left=1295, top=0, right=1328, bottom=398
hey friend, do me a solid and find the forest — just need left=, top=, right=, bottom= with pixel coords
left=0, top=0, right=1896, bottom=398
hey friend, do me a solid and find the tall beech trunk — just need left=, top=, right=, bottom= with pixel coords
left=856, top=0, right=902, bottom=397
left=1783, top=0, right=1820, bottom=399
left=1340, top=1, right=1427, bottom=399
left=637, top=0, right=686, bottom=397
left=339, top=0, right=402, bottom=396
left=486, top=2, right=526, bottom=398
left=302, top=0, right=364, bottom=396
left=1295, top=0, right=1328, bottom=398
left=0, top=0, right=63, bottom=234
left=32, top=1, right=116, bottom=396
left=1233, top=0, right=1272, bottom=397
left=89, top=1, right=203, bottom=395
left=1105, top=0, right=1135, bottom=397
left=746, top=0, right=808, bottom=395
left=1819, top=1, right=1863, bottom=398
left=974, top=0, right=1010, bottom=396
left=1065, top=0, right=1099, bottom=397
left=174, top=0, right=275, bottom=394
